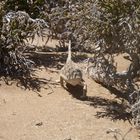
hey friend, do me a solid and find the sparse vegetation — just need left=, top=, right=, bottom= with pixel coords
left=0, top=0, right=140, bottom=132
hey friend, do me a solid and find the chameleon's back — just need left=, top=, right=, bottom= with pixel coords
left=60, top=60, right=83, bottom=86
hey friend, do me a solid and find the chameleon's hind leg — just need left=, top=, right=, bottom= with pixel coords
left=80, top=81, right=87, bottom=99
left=60, top=76, right=64, bottom=88
left=83, top=83, right=87, bottom=97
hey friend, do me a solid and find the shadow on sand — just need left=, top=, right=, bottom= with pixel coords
left=28, top=51, right=88, bottom=69
left=66, top=83, right=132, bottom=123
left=1, top=75, right=51, bottom=95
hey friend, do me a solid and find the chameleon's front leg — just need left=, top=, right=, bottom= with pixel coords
left=80, top=81, right=87, bottom=99
left=83, top=82, right=87, bottom=98
left=60, top=76, right=64, bottom=88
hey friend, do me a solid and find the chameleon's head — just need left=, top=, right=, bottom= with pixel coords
left=71, top=69, right=83, bottom=79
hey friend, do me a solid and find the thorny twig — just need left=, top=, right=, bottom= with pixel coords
left=106, top=127, right=133, bottom=140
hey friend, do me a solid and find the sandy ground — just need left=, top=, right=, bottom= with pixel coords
left=0, top=38, right=139, bottom=140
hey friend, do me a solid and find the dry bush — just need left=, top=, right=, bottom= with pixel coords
left=0, top=10, right=48, bottom=79
left=82, top=0, right=140, bottom=127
